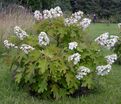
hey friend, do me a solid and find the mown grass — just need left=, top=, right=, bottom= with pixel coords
left=0, top=23, right=121, bottom=104
left=89, top=23, right=119, bottom=39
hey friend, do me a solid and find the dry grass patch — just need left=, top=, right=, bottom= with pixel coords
left=0, top=5, right=34, bottom=41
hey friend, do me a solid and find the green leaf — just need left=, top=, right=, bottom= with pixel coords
left=82, top=75, right=94, bottom=89
left=15, top=72, right=22, bottom=84
left=38, top=59, right=48, bottom=74
left=51, top=84, right=60, bottom=99
left=38, top=79, right=47, bottom=93
left=25, top=63, right=35, bottom=82
left=66, top=72, right=75, bottom=87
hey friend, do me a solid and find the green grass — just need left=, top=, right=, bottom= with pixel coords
left=0, top=23, right=121, bottom=104
left=89, top=23, right=119, bottom=39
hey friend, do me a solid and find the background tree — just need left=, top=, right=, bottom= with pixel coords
left=1, top=0, right=121, bottom=22
left=70, top=0, right=78, bottom=13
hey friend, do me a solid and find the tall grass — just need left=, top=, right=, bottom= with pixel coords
left=0, top=4, right=34, bottom=41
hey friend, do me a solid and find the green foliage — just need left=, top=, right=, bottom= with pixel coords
left=6, top=17, right=107, bottom=99
left=77, top=0, right=121, bottom=21
left=20, top=0, right=121, bottom=21
left=109, top=14, right=121, bottom=23
left=2, top=0, right=121, bottom=22
left=16, top=0, right=71, bottom=11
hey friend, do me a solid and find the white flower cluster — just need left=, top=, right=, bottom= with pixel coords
left=38, top=32, right=50, bottom=46
left=43, top=6, right=63, bottom=19
left=34, top=10, right=43, bottom=21
left=33, top=7, right=91, bottom=30
left=118, top=23, right=121, bottom=29
left=96, top=64, right=112, bottom=76
left=14, top=26, right=28, bottom=40
left=64, top=17, right=78, bottom=26
left=106, top=35, right=119, bottom=49
left=95, top=32, right=109, bottom=46
left=3, top=40, right=18, bottom=49
left=76, top=66, right=91, bottom=80
left=105, top=54, right=117, bottom=65
left=68, top=53, right=81, bottom=65
left=20, top=44, right=35, bottom=54
left=80, top=18, right=92, bottom=30
left=43, top=10, right=53, bottom=19
left=64, top=11, right=91, bottom=30
left=95, top=32, right=119, bottom=49
left=34, top=6, right=63, bottom=20
left=69, top=42, right=78, bottom=50
left=64, top=11, right=84, bottom=26
left=72, top=11, right=84, bottom=21
left=4, top=26, right=35, bottom=55
left=96, top=49, right=118, bottom=76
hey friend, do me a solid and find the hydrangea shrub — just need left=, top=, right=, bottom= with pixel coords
left=4, top=6, right=118, bottom=99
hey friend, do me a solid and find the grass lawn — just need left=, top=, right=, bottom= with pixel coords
left=89, top=23, right=119, bottom=39
left=0, top=23, right=121, bottom=104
